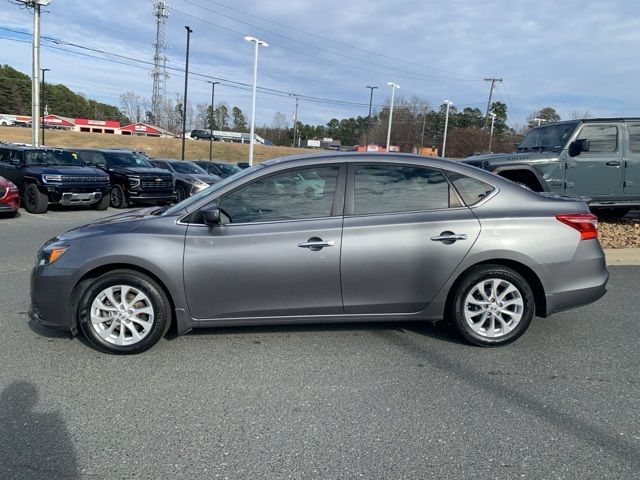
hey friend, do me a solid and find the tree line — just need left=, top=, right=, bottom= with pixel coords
left=0, top=65, right=128, bottom=123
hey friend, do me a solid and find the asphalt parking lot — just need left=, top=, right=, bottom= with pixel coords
left=0, top=207, right=638, bottom=480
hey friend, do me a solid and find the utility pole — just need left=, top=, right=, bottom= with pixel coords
left=442, top=100, right=453, bottom=157
left=365, top=85, right=378, bottom=147
left=488, top=112, right=497, bottom=152
left=181, top=26, right=193, bottom=161
left=385, top=82, right=400, bottom=152
left=483, top=77, right=502, bottom=128
left=41, top=68, right=49, bottom=146
left=292, top=95, right=299, bottom=148
left=207, top=81, right=219, bottom=161
left=420, top=106, right=427, bottom=151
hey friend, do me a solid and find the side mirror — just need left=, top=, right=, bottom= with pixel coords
left=202, top=205, right=221, bottom=225
left=569, top=139, right=590, bottom=157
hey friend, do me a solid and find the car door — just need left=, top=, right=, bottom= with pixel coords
left=565, top=122, right=623, bottom=197
left=0, top=149, right=24, bottom=190
left=183, top=163, right=346, bottom=319
left=341, top=163, right=481, bottom=314
left=623, top=123, right=640, bottom=195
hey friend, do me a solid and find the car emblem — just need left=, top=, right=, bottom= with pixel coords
left=155, top=178, right=162, bottom=182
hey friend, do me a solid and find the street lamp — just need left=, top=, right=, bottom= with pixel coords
left=385, top=82, right=400, bottom=152
left=40, top=67, right=50, bottom=146
left=207, top=80, right=220, bottom=161
left=181, top=26, right=193, bottom=161
left=441, top=100, right=453, bottom=157
left=488, top=112, right=497, bottom=152
left=244, top=35, right=269, bottom=166
left=365, top=85, right=378, bottom=147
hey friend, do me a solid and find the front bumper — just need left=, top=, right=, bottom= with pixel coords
left=46, top=185, right=111, bottom=205
left=29, top=265, right=78, bottom=332
left=128, top=189, right=175, bottom=204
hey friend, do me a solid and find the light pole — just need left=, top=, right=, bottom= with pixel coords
left=40, top=67, right=49, bottom=146
left=420, top=106, right=427, bottom=151
left=385, top=82, right=399, bottom=152
left=365, top=85, right=378, bottom=147
left=181, top=26, right=193, bottom=161
left=207, top=80, right=219, bottom=161
left=245, top=36, right=269, bottom=166
left=441, top=100, right=453, bottom=157
left=488, top=112, right=497, bottom=152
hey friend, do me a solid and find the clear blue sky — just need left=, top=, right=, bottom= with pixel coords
left=1, top=0, right=639, bottom=128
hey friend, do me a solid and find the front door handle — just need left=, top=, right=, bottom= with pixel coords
left=431, top=232, right=467, bottom=244
left=298, top=237, right=334, bottom=251
left=606, top=161, right=622, bottom=167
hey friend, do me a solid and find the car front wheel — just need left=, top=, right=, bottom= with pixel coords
left=77, top=270, right=171, bottom=354
left=451, top=265, right=534, bottom=346
left=110, top=185, right=129, bottom=208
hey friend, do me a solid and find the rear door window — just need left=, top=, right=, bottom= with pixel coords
left=446, top=171, right=495, bottom=206
left=352, top=164, right=450, bottom=215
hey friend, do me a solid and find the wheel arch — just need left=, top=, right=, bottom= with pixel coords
left=69, top=263, right=189, bottom=336
left=492, top=166, right=549, bottom=192
left=444, top=258, right=548, bottom=318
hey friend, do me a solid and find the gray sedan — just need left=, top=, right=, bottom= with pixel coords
left=30, top=153, right=608, bottom=354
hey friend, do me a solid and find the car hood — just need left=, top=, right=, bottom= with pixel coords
left=109, top=166, right=173, bottom=177
left=192, top=173, right=221, bottom=184
left=461, top=151, right=557, bottom=169
left=25, top=166, right=107, bottom=176
left=54, top=207, right=166, bottom=242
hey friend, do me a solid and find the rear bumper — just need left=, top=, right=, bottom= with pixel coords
left=540, top=239, right=609, bottom=316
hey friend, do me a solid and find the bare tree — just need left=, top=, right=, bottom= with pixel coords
left=119, top=92, right=142, bottom=124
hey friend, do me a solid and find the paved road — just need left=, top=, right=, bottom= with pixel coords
left=0, top=208, right=638, bottom=479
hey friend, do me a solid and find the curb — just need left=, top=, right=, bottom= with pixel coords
left=604, top=248, right=640, bottom=266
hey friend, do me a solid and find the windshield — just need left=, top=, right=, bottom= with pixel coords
left=163, top=163, right=265, bottom=216
left=25, top=150, right=82, bottom=167
left=217, top=163, right=242, bottom=176
left=173, top=162, right=207, bottom=175
left=517, top=122, right=579, bottom=151
left=106, top=152, right=154, bottom=168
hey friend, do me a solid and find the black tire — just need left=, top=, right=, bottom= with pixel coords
left=192, top=135, right=199, bottom=140
left=110, top=184, right=129, bottom=209
left=451, top=264, right=535, bottom=347
left=23, top=183, right=49, bottom=214
left=175, top=184, right=188, bottom=202
left=77, top=270, right=172, bottom=354
left=90, top=194, right=110, bottom=210
left=594, top=207, right=630, bottom=220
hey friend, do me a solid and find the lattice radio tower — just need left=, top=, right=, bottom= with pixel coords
left=151, top=0, right=169, bottom=125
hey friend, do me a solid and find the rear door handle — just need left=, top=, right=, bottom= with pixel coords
left=606, top=161, right=622, bottom=167
left=298, top=237, right=334, bottom=251
left=431, top=232, right=467, bottom=244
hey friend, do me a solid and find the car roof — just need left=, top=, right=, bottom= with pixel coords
left=0, top=145, right=67, bottom=152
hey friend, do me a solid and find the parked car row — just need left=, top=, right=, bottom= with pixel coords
left=0, top=142, right=243, bottom=215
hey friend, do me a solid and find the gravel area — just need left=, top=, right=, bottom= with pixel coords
left=599, top=210, right=640, bottom=249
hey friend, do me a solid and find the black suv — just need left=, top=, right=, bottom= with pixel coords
left=190, top=129, right=213, bottom=140
left=72, top=149, right=175, bottom=208
left=0, top=145, right=111, bottom=213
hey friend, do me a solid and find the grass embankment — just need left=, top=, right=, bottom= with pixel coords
left=0, top=126, right=302, bottom=162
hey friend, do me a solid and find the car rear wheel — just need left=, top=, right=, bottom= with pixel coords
left=24, top=183, right=48, bottom=214
left=451, top=265, right=534, bottom=346
left=110, top=185, right=129, bottom=209
left=78, top=270, right=171, bottom=354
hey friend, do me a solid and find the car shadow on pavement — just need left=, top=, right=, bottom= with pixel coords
left=181, top=319, right=467, bottom=346
left=0, top=381, right=81, bottom=479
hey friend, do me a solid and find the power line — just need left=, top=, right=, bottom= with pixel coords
left=177, top=0, right=479, bottom=83
left=195, top=0, right=480, bottom=80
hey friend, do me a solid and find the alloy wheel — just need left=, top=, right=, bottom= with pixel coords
left=90, top=285, right=155, bottom=346
left=463, top=278, right=524, bottom=338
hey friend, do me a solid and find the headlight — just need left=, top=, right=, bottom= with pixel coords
left=37, top=245, right=69, bottom=266
left=43, top=174, right=62, bottom=183
left=128, top=176, right=141, bottom=188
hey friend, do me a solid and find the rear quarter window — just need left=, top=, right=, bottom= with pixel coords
left=446, top=171, right=495, bottom=206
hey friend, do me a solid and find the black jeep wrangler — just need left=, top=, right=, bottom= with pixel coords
left=72, top=149, right=175, bottom=208
left=0, top=145, right=111, bottom=214
left=462, top=118, right=640, bottom=218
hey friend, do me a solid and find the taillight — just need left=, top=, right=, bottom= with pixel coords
left=556, top=213, right=598, bottom=240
